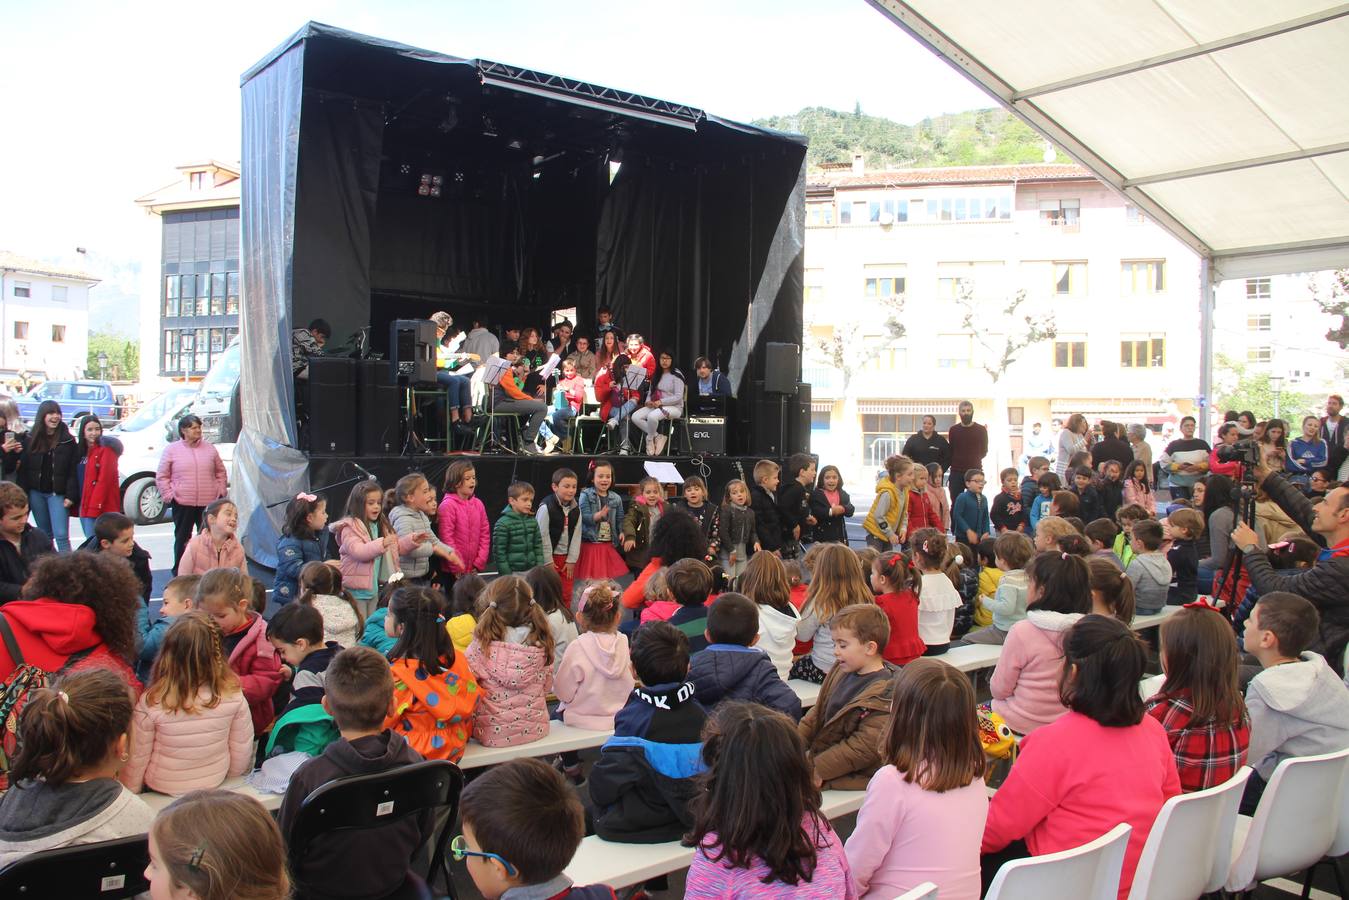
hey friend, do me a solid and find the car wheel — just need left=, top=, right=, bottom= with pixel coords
left=123, top=477, right=167, bottom=525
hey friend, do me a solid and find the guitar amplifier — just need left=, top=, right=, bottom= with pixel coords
left=687, top=417, right=726, bottom=455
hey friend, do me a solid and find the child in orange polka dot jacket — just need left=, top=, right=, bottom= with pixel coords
left=466, top=575, right=556, bottom=748
left=382, top=584, right=478, bottom=761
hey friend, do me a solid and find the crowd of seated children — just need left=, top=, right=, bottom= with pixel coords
left=278, top=645, right=432, bottom=899
left=137, top=573, right=198, bottom=683
left=989, top=551, right=1091, bottom=735
left=689, top=592, right=802, bottom=720
left=869, top=551, right=925, bottom=665
left=467, top=575, right=554, bottom=748
left=588, top=620, right=706, bottom=843
left=457, top=757, right=615, bottom=899
left=384, top=583, right=479, bottom=761
left=295, top=560, right=362, bottom=648
left=492, top=481, right=545, bottom=577
left=739, top=551, right=800, bottom=680
left=863, top=454, right=913, bottom=552
left=274, top=493, right=329, bottom=606
left=1144, top=604, right=1250, bottom=793
left=196, top=567, right=282, bottom=738
left=799, top=604, right=897, bottom=790
left=685, top=702, right=855, bottom=898
left=1056, top=532, right=1091, bottom=558
left=78, top=512, right=153, bottom=601
left=960, top=532, right=1034, bottom=647
left=911, top=529, right=962, bottom=656
left=333, top=479, right=420, bottom=619
left=555, top=581, right=634, bottom=731
left=1087, top=556, right=1136, bottom=624
left=122, top=612, right=253, bottom=795
left=1125, top=519, right=1172, bottom=615
left=971, top=539, right=999, bottom=627
left=791, top=543, right=876, bottom=683
left=149, top=789, right=290, bottom=900
left=717, top=478, right=758, bottom=580
left=982, top=615, right=1181, bottom=899
left=1033, top=515, right=1076, bottom=552
left=847, top=658, right=989, bottom=900
left=525, top=564, right=579, bottom=671
left=388, top=473, right=462, bottom=584
left=1241, top=592, right=1349, bottom=814
left=265, top=603, right=343, bottom=757
left=810, top=464, right=854, bottom=545
left=0, top=668, right=153, bottom=865
left=537, top=467, right=583, bottom=601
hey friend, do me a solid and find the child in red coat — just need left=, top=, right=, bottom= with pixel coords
left=870, top=551, right=926, bottom=664
left=195, top=567, right=283, bottom=737
left=906, top=465, right=944, bottom=544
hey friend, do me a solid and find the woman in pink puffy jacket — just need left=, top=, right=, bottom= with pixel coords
left=155, top=415, right=228, bottom=576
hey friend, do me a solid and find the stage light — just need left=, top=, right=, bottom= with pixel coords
left=420, top=173, right=432, bottom=185
left=417, top=184, right=430, bottom=196
left=399, top=163, right=411, bottom=174
left=431, top=175, right=443, bottom=187
left=506, top=138, right=524, bottom=150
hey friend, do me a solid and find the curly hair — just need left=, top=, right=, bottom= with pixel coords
left=21, top=553, right=140, bottom=663
left=648, top=509, right=708, bottom=565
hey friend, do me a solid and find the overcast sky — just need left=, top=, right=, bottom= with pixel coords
left=0, top=0, right=989, bottom=269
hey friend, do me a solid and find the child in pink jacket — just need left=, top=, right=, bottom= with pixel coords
left=120, top=611, right=254, bottom=796
left=437, top=461, right=490, bottom=576
left=555, top=583, right=635, bottom=730
left=332, top=480, right=423, bottom=619
left=989, top=551, right=1090, bottom=734
left=465, top=576, right=554, bottom=747
left=178, top=498, right=246, bottom=575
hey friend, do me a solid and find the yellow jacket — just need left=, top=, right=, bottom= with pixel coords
left=863, top=478, right=909, bottom=543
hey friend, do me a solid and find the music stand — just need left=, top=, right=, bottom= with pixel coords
left=612, top=367, right=647, bottom=454
left=480, top=357, right=517, bottom=454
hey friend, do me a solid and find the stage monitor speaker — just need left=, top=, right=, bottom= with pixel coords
left=307, top=357, right=357, bottom=456
left=686, top=417, right=726, bottom=455
left=764, top=342, right=800, bottom=395
left=389, top=319, right=437, bottom=384
left=356, top=359, right=400, bottom=456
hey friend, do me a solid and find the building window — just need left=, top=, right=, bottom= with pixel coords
left=867, top=198, right=906, bottom=224
left=51, top=285, right=67, bottom=302
left=210, top=272, right=226, bottom=316
left=861, top=413, right=957, bottom=468
left=1054, top=262, right=1086, bottom=296
left=194, top=328, right=210, bottom=372
left=1121, top=335, right=1166, bottom=368
left=1126, top=204, right=1145, bottom=225
left=13, top=322, right=28, bottom=340
left=1248, top=346, right=1273, bottom=364
left=864, top=277, right=905, bottom=298
left=1247, top=313, right=1272, bottom=332
left=937, top=276, right=967, bottom=299
left=1054, top=340, right=1086, bottom=368
left=1246, top=278, right=1271, bottom=301
left=936, top=334, right=972, bottom=368
left=1121, top=260, right=1166, bottom=294
left=838, top=204, right=851, bottom=225
left=12, top=282, right=30, bottom=298
left=196, top=276, right=211, bottom=317
left=164, top=330, right=179, bottom=372
left=806, top=204, right=834, bottom=226
left=189, top=171, right=207, bottom=190
left=163, top=275, right=180, bottom=317
left=226, top=271, right=240, bottom=315
left=1039, top=199, right=1080, bottom=230
left=51, top=325, right=65, bottom=343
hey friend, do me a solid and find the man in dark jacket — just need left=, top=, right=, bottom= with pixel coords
left=1090, top=421, right=1134, bottom=473
left=688, top=593, right=802, bottom=720
left=1232, top=470, right=1349, bottom=676
left=0, top=483, right=54, bottom=602
left=278, top=647, right=430, bottom=900
left=76, top=512, right=153, bottom=602
left=588, top=621, right=706, bottom=843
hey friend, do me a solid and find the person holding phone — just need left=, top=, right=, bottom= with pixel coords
left=10, top=400, right=80, bottom=551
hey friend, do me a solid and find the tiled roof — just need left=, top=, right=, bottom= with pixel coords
left=0, top=251, right=98, bottom=283
left=810, top=163, right=1094, bottom=190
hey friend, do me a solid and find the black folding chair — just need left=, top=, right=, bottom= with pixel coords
left=0, top=833, right=149, bottom=898
left=287, top=759, right=464, bottom=900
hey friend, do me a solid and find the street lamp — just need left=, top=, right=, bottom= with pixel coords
left=1270, top=374, right=1284, bottom=419
left=97, top=351, right=109, bottom=381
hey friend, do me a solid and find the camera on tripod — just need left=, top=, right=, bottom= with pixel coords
left=1215, top=439, right=1262, bottom=468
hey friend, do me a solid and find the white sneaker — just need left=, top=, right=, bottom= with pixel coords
left=652, top=434, right=668, bottom=456
left=543, top=435, right=559, bottom=454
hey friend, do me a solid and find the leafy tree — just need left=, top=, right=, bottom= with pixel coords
left=1213, top=354, right=1314, bottom=422
left=86, top=332, right=139, bottom=381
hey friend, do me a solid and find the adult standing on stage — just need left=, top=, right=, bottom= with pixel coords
left=1055, top=413, right=1089, bottom=478
left=901, top=416, right=951, bottom=472
left=156, top=414, right=228, bottom=576
left=947, top=400, right=988, bottom=508
left=1322, top=394, right=1346, bottom=477
left=459, top=316, right=500, bottom=363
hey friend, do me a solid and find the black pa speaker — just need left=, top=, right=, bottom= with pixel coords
left=389, top=319, right=437, bottom=384
left=764, top=342, right=800, bottom=395
left=356, top=359, right=400, bottom=455
left=686, top=418, right=726, bottom=455
left=790, top=382, right=812, bottom=456
left=307, top=357, right=357, bottom=456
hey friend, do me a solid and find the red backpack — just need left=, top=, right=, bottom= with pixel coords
left=0, top=613, right=91, bottom=792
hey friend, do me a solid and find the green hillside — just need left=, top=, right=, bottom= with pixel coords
left=752, top=106, right=1071, bottom=170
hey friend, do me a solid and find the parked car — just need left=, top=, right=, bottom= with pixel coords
left=15, top=380, right=120, bottom=424
left=106, top=386, right=199, bottom=525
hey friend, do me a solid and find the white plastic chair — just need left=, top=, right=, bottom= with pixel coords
left=1292, top=748, right=1349, bottom=899
left=985, top=823, right=1131, bottom=900
left=892, top=884, right=938, bottom=900
left=1225, top=746, right=1349, bottom=895
left=1126, top=766, right=1250, bottom=900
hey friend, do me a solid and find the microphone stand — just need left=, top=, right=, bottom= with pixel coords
left=264, top=464, right=375, bottom=509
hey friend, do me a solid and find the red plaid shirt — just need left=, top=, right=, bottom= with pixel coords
left=1145, top=689, right=1249, bottom=793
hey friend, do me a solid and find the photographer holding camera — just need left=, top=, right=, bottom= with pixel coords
left=1232, top=462, right=1349, bottom=678
left=1209, top=422, right=1245, bottom=479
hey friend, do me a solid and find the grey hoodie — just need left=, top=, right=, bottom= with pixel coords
left=1126, top=552, right=1172, bottom=613
left=0, top=778, right=154, bottom=868
left=1246, top=652, right=1349, bottom=780
left=388, top=505, right=453, bottom=579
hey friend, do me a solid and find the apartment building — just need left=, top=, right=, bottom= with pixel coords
left=0, top=251, right=98, bottom=384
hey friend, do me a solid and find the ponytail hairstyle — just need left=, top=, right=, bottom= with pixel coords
left=525, top=564, right=575, bottom=624
left=10, top=667, right=133, bottom=786
left=194, top=567, right=253, bottom=616
left=449, top=573, right=486, bottom=618
left=388, top=585, right=455, bottom=674
left=803, top=543, right=873, bottom=622
left=1086, top=556, right=1135, bottom=624
left=873, top=551, right=922, bottom=599
left=342, top=479, right=391, bottom=536
left=1060, top=615, right=1148, bottom=727
left=1026, top=550, right=1092, bottom=615
left=297, top=560, right=364, bottom=631
left=151, top=790, right=290, bottom=900
left=739, top=551, right=794, bottom=616
left=381, top=487, right=399, bottom=518
left=1158, top=605, right=1246, bottom=726
left=147, top=611, right=242, bottom=713
left=283, top=494, right=326, bottom=540
left=1056, top=533, right=1092, bottom=558
left=578, top=581, right=621, bottom=633
left=883, top=453, right=914, bottom=483
left=443, top=460, right=476, bottom=496
left=911, top=528, right=959, bottom=588
left=393, top=473, right=430, bottom=509
left=474, top=575, right=555, bottom=665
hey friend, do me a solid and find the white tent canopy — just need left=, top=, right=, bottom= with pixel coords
left=868, top=0, right=1349, bottom=282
